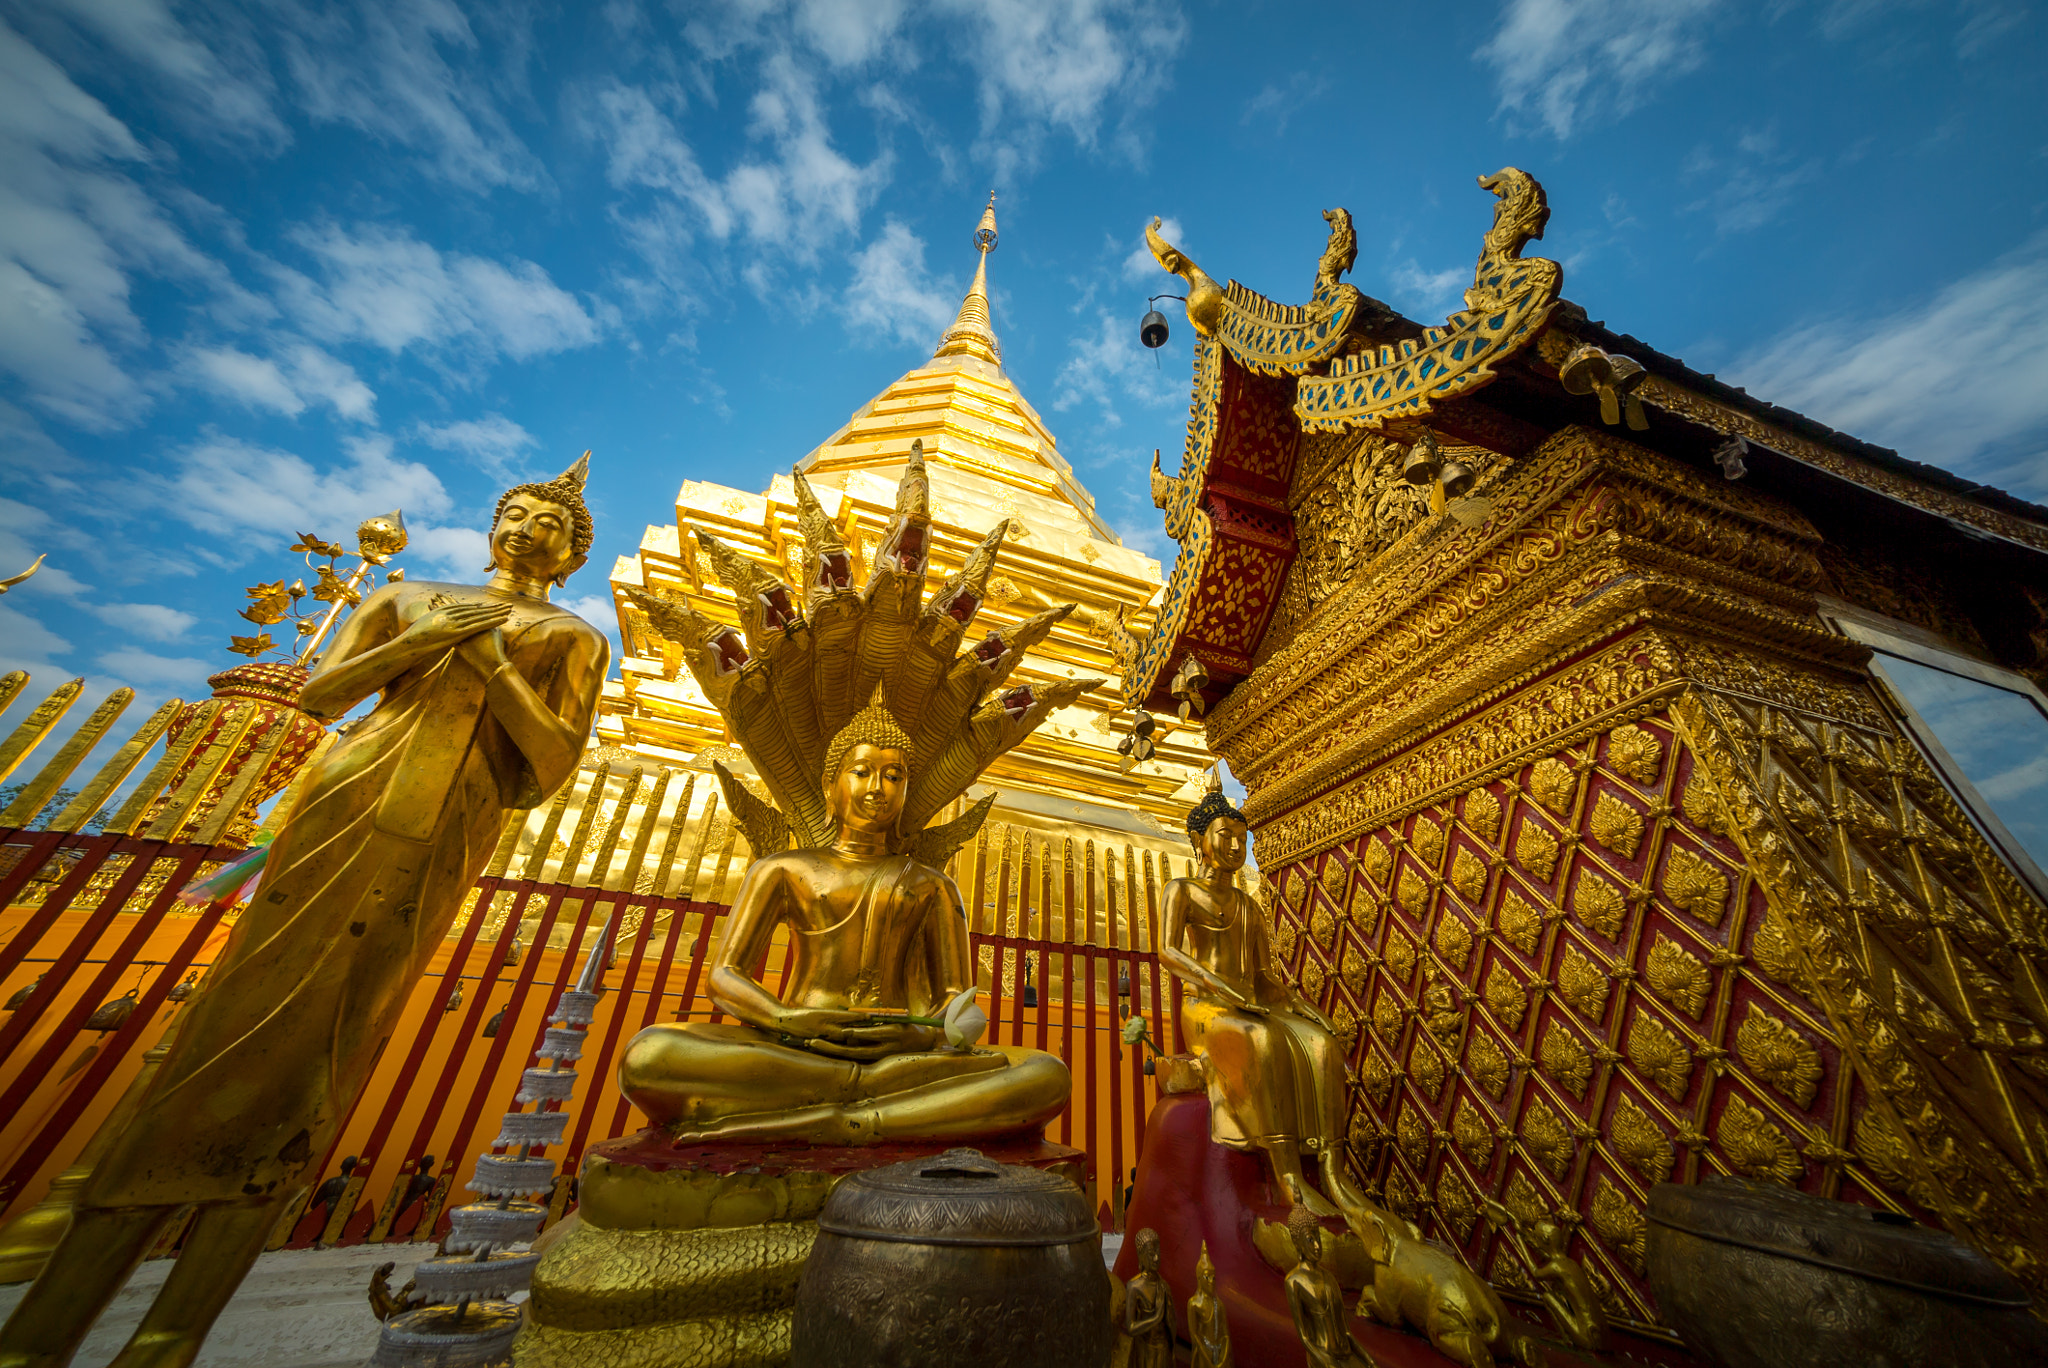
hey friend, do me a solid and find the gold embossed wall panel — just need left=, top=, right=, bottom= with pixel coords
left=1262, top=706, right=1937, bottom=1335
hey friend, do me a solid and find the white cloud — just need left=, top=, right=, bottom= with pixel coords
left=415, top=413, right=539, bottom=481
left=28, top=0, right=287, bottom=150
left=1385, top=260, right=1467, bottom=319
left=942, top=0, right=1188, bottom=156
left=1728, top=234, right=2048, bottom=496
left=146, top=432, right=455, bottom=545
left=404, top=522, right=491, bottom=579
left=0, top=600, right=74, bottom=677
left=843, top=220, right=956, bottom=348
left=90, top=601, right=198, bottom=642
left=791, top=0, right=911, bottom=67
left=1477, top=0, right=1717, bottom=139
left=183, top=341, right=378, bottom=422
left=94, top=645, right=212, bottom=688
left=276, top=222, right=602, bottom=361
left=1053, top=309, right=1183, bottom=426
left=272, top=0, right=542, bottom=191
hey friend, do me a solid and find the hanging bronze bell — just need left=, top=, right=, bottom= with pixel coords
left=5, top=974, right=44, bottom=1011
left=1439, top=460, right=1476, bottom=499
left=166, top=969, right=201, bottom=1002
left=1400, top=442, right=1439, bottom=486
left=85, top=988, right=139, bottom=1033
left=444, top=982, right=464, bottom=1013
left=503, top=936, right=523, bottom=968
left=483, top=1005, right=507, bottom=1038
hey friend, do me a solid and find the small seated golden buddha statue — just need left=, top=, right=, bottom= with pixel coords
left=620, top=447, right=1089, bottom=1148
left=1160, top=788, right=1373, bottom=1218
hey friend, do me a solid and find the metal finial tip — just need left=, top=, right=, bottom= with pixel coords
left=975, top=194, right=998, bottom=253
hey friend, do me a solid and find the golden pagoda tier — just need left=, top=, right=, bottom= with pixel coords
left=596, top=198, right=1213, bottom=840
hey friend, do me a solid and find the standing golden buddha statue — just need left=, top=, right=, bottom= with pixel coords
left=1159, top=787, right=1371, bottom=1219
left=618, top=445, right=1087, bottom=1145
left=0, top=458, right=610, bottom=1368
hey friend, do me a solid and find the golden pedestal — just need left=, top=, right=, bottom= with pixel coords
left=514, top=1130, right=1086, bottom=1368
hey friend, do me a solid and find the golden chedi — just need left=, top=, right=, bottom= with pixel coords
left=0, top=459, right=609, bottom=1368
left=516, top=446, right=1091, bottom=1368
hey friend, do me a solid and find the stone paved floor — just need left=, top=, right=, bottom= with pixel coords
left=0, top=1245, right=427, bottom=1368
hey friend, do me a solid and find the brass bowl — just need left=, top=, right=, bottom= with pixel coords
left=1646, top=1178, right=2048, bottom=1368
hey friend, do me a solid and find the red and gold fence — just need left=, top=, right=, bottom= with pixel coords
left=0, top=824, right=1183, bottom=1253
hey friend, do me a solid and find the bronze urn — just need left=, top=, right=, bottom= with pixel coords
left=1646, top=1178, right=2048, bottom=1368
left=790, top=1147, right=1111, bottom=1368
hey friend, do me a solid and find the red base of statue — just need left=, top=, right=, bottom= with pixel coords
left=1112, top=1095, right=1699, bottom=1368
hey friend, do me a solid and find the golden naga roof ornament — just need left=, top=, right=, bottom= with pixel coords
left=1145, top=211, right=1362, bottom=376
left=933, top=193, right=1003, bottom=365
left=626, top=440, right=1098, bottom=860
left=1294, top=168, right=1562, bottom=434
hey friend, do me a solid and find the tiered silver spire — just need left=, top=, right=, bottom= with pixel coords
left=369, top=915, right=616, bottom=1368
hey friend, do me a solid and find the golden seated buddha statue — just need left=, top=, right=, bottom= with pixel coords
left=1160, top=786, right=1374, bottom=1220
left=619, top=444, right=1089, bottom=1148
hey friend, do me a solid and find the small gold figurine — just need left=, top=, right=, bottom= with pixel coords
left=1484, top=1199, right=1606, bottom=1353
left=1159, top=786, right=1372, bottom=1218
left=1283, top=1207, right=1382, bottom=1368
left=1187, top=1240, right=1234, bottom=1368
left=616, top=451, right=1086, bottom=1146
left=1123, top=1228, right=1174, bottom=1368
left=1349, top=1204, right=1544, bottom=1368
left=0, top=459, right=609, bottom=1368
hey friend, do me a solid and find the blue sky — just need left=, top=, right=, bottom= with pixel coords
left=1, top=0, right=2044, bottom=744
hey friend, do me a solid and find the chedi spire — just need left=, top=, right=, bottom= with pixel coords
left=933, top=194, right=1002, bottom=366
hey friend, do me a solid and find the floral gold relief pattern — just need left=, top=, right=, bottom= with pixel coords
left=1386, top=926, right=1418, bottom=985
left=1627, top=1012, right=1693, bottom=1102
left=1362, top=838, right=1392, bottom=887
left=1468, top=1031, right=1510, bottom=1100
left=1399, top=1100, right=1433, bottom=1169
left=1662, top=847, right=1729, bottom=927
left=1679, top=772, right=1729, bottom=838
left=1515, top=820, right=1561, bottom=883
left=1520, top=1097, right=1573, bottom=1179
left=1716, top=1095, right=1803, bottom=1185
left=1454, top=1096, right=1497, bottom=1170
left=1364, top=1049, right=1397, bottom=1108
left=1373, top=988, right=1403, bottom=1042
left=1735, top=1003, right=1823, bottom=1108
left=1574, top=869, right=1626, bottom=939
left=1341, top=945, right=1373, bottom=994
left=1530, top=757, right=1577, bottom=816
left=1450, top=848, right=1489, bottom=904
left=1410, top=1035, right=1448, bottom=1102
left=1435, top=913, right=1475, bottom=972
left=1484, top=962, right=1528, bottom=1030
left=1590, top=1179, right=1647, bottom=1274
left=1645, top=934, right=1711, bottom=1020
left=1412, top=813, right=1447, bottom=870
left=1557, top=944, right=1611, bottom=1024
left=1607, top=724, right=1663, bottom=785
left=1498, top=889, right=1544, bottom=955
left=1589, top=792, right=1645, bottom=860
left=1397, top=868, right=1430, bottom=920
left=1610, top=1094, right=1674, bottom=1183
left=1540, top=1023, right=1593, bottom=1097
left=1465, top=787, right=1502, bottom=844
left=1437, top=1166, right=1480, bottom=1243
left=1503, top=1172, right=1545, bottom=1228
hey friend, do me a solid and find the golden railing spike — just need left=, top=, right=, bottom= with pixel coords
left=103, top=699, right=216, bottom=837
left=189, top=712, right=294, bottom=847
left=0, top=678, right=83, bottom=788
left=144, top=701, right=259, bottom=841
left=49, top=699, right=180, bottom=834
left=650, top=773, right=695, bottom=898
left=0, top=688, right=132, bottom=827
left=0, top=669, right=28, bottom=717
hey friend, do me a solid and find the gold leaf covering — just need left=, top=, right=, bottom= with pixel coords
left=1465, top=786, right=1502, bottom=844
left=1574, top=870, right=1626, bottom=939
left=1435, top=913, right=1475, bottom=972
left=1450, top=848, right=1488, bottom=904
left=1662, top=848, right=1729, bottom=927
left=1520, top=1097, right=1572, bottom=1179
left=1735, top=1003, right=1823, bottom=1108
left=1679, top=772, right=1728, bottom=837
left=1386, top=926, right=1418, bottom=984
left=1468, top=1031, right=1510, bottom=1100
left=1589, top=1179, right=1646, bottom=1273
left=1607, top=725, right=1663, bottom=785
left=1409, top=1036, right=1447, bottom=1102
left=1540, top=1023, right=1593, bottom=1097
left=1557, top=944, right=1611, bottom=1024
left=1589, top=792, right=1645, bottom=861
left=1412, top=813, right=1447, bottom=869
left=1626, top=1013, right=1693, bottom=1102
left=1362, top=838, right=1392, bottom=887
left=1530, top=758, right=1577, bottom=816
left=1609, top=1095, right=1673, bottom=1183
left=1484, top=963, right=1527, bottom=1030
left=1645, top=935, right=1711, bottom=1020
left=1399, top=1100, right=1432, bottom=1168
left=1454, top=1097, right=1497, bottom=1169
left=1397, top=868, right=1430, bottom=919
left=1364, top=1049, right=1397, bottom=1108
left=1515, top=821, right=1560, bottom=882
left=1498, top=889, right=1544, bottom=955
left=1437, top=1167, right=1479, bottom=1242
left=1717, top=1095, right=1803, bottom=1184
